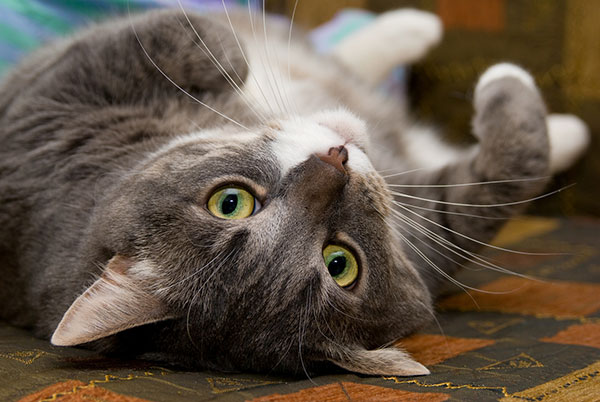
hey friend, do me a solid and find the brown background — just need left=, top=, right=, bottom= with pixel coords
left=268, top=0, right=600, bottom=216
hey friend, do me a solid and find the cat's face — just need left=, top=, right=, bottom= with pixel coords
left=52, top=110, right=432, bottom=376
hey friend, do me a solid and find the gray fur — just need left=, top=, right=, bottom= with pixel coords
left=0, top=9, right=551, bottom=375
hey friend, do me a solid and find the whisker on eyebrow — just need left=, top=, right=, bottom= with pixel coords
left=286, top=0, right=301, bottom=122
left=247, top=1, right=287, bottom=117
left=220, top=0, right=278, bottom=116
left=261, top=0, right=294, bottom=118
left=175, top=1, right=268, bottom=124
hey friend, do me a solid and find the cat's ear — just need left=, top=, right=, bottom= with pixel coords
left=51, top=255, right=172, bottom=346
left=327, top=345, right=429, bottom=376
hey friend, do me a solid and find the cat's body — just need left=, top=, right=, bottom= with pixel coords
left=0, top=8, right=589, bottom=375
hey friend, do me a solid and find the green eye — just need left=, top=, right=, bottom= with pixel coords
left=323, top=244, right=359, bottom=288
left=207, top=186, right=257, bottom=219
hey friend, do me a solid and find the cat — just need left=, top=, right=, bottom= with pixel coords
left=0, top=7, right=589, bottom=377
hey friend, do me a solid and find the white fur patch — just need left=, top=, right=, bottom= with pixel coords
left=403, top=125, right=476, bottom=169
left=271, top=111, right=375, bottom=177
left=476, top=63, right=536, bottom=94
left=547, top=114, right=590, bottom=173
left=332, top=9, right=442, bottom=85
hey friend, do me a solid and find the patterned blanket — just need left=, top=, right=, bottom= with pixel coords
left=2, top=217, right=599, bottom=401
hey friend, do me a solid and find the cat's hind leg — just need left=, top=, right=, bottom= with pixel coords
left=332, top=9, right=442, bottom=85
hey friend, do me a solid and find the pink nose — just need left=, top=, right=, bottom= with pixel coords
left=317, top=146, right=348, bottom=174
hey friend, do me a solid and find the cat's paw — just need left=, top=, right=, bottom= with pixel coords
left=547, top=114, right=590, bottom=173
left=475, top=63, right=536, bottom=95
left=471, top=63, right=549, bottom=179
left=472, top=63, right=543, bottom=143
left=332, top=9, right=442, bottom=84
left=373, top=9, right=443, bottom=63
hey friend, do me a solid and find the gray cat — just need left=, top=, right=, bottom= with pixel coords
left=0, top=8, right=589, bottom=376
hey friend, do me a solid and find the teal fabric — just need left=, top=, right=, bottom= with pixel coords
left=0, top=0, right=250, bottom=76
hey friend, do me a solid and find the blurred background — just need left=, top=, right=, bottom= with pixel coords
left=1, top=0, right=598, bottom=216
left=267, top=0, right=599, bottom=217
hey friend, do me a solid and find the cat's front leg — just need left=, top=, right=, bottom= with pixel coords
left=6, top=10, right=247, bottom=112
left=390, top=64, right=555, bottom=291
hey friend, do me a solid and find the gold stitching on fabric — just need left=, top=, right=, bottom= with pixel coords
left=478, top=353, right=544, bottom=371
left=499, top=361, right=600, bottom=401
left=0, top=349, right=47, bottom=364
left=386, top=361, right=600, bottom=401
left=467, top=318, right=524, bottom=335
left=383, top=377, right=511, bottom=397
left=38, top=371, right=164, bottom=402
left=206, top=377, right=281, bottom=394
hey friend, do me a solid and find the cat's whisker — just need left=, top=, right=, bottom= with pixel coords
left=219, top=0, right=276, bottom=116
left=387, top=222, right=481, bottom=302
left=268, top=336, right=295, bottom=374
left=127, top=7, right=248, bottom=130
left=261, top=0, right=295, bottom=118
left=160, top=249, right=229, bottom=292
left=390, top=216, right=507, bottom=296
left=248, top=2, right=288, bottom=117
left=216, top=31, right=246, bottom=86
left=298, top=284, right=316, bottom=384
left=415, top=298, right=448, bottom=340
left=388, top=183, right=576, bottom=209
left=389, top=209, right=540, bottom=284
left=393, top=202, right=566, bottom=256
left=381, top=167, right=427, bottom=178
left=312, top=303, right=347, bottom=349
left=324, top=296, right=374, bottom=323
left=393, top=200, right=507, bottom=220
left=184, top=248, right=237, bottom=352
left=387, top=176, right=550, bottom=188
left=175, top=2, right=268, bottom=124
left=286, top=0, right=301, bottom=120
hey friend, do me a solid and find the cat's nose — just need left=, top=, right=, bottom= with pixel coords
left=317, top=146, right=348, bottom=174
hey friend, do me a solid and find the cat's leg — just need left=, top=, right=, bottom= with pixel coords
left=6, top=10, right=247, bottom=112
left=331, top=9, right=442, bottom=85
left=399, top=114, right=589, bottom=174
left=388, top=64, right=557, bottom=291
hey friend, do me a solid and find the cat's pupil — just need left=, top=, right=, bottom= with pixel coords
left=328, top=256, right=347, bottom=277
left=221, top=194, right=238, bottom=215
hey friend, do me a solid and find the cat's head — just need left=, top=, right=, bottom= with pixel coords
left=51, top=109, right=432, bottom=376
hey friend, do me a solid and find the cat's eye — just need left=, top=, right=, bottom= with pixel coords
left=323, top=244, right=359, bottom=288
left=207, top=186, right=260, bottom=219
